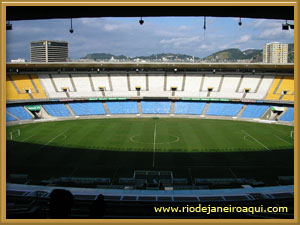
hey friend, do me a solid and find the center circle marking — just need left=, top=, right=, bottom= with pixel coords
left=130, top=134, right=180, bottom=145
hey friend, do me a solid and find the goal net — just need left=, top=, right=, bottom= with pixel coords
left=9, top=129, right=20, bottom=140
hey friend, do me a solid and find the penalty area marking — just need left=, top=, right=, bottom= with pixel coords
left=130, top=134, right=180, bottom=145
left=39, top=128, right=69, bottom=150
left=241, top=130, right=270, bottom=151
left=273, top=135, right=292, bottom=145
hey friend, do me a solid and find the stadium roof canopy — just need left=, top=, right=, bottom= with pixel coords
left=7, top=6, right=294, bottom=21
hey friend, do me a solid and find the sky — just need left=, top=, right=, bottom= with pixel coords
left=6, top=16, right=294, bottom=61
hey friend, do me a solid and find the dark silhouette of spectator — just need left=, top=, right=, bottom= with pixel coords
left=89, top=194, right=106, bottom=218
left=49, top=189, right=74, bottom=219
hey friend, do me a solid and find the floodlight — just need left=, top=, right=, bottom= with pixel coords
left=282, top=20, right=289, bottom=30
left=282, top=24, right=289, bottom=30
left=238, top=18, right=242, bottom=26
left=69, top=18, right=74, bottom=33
left=6, top=21, right=12, bottom=30
left=139, top=17, right=144, bottom=25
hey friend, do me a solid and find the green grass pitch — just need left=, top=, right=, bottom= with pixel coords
left=6, top=118, right=294, bottom=186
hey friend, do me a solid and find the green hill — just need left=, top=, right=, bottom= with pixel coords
left=81, top=43, right=293, bottom=63
left=203, top=48, right=262, bottom=62
left=82, top=53, right=128, bottom=60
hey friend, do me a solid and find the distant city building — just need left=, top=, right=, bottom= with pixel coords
left=11, top=58, right=26, bottom=62
left=30, top=40, right=69, bottom=62
left=263, top=42, right=288, bottom=63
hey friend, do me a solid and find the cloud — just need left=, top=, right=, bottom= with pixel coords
left=177, top=25, right=190, bottom=31
left=235, top=35, right=251, bottom=44
left=258, top=27, right=294, bottom=40
left=6, top=17, right=295, bottom=61
left=160, top=36, right=202, bottom=47
left=245, top=19, right=281, bottom=29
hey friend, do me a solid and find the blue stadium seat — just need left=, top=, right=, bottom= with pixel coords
left=106, top=101, right=138, bottom=114
left=206, top=103, right=244, bottom=117
left=241, top=104, right=269, bottom=118
left=6, top=106, right=32, bottom=120
left=280, top=108, right=294, bottom=122
left=141, top=101, right=171, bottom=114
left=68, top=102, right=106, bottom=116
left=43, top=104, right=70, bottom=117
left=174, top=101, right=206, bottom=114
left=6, top=114, right=17, bottom=122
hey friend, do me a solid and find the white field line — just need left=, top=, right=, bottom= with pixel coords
left=22, top=133, right=37, bottom=142
left=241, top=130, right=270, bottom=151
left=40, top=128, right=69, bottom=150
left=274, top=135, right=292, bottom=145
left=19, top=123, right=45, bottom=141
left=152, top=122, right=157, bottom=168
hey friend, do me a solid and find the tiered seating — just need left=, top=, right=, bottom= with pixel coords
left=174, top=102, right=206, bottom=114
left=106, top=101, right=138, bottom=114
left=6, top=114, right=17, bottom=122
left=211, top=76, right=242, bottom=99
left=43, top=104, right=70, bottom=117
left=6, top=77, right=30, bottom=100
left=38, top=74, right=67, bottom=98
left=7, top=75, right=47, bottom=100
left=166, top=75, right=183, bottom=90
left=244, top=76, right=274, bottom=100
left=280, top=77, right=294, bottom=101
left=148, top=75, right=164, bottom=91
left=280, top=108, right=294, bottom=122
left=179, top=75, right=202, bottom=97
left=241, top=104, right=269, bottom=118
left=11, top=75, right=35, bottom=94
left=68, top=102, right=106, bottom=116
left=129, top=74, right=146, bottom=91
left=52, top=74, right=75, bottom=92
left=206, top=103, right=244, bottom=117
left=6, top=106, right=32, bottom=120
left=265, top=76, right=282, bottom=100
left=29, top=75, right=47, bottom=99
left=141, top=101, right=171, bottom=114
left=202, top=75, right=222, bottom=92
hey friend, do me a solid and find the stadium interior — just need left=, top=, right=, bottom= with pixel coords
left=5, top=6, right=295, bottom=219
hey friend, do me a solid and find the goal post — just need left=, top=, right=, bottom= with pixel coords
left=9, top=129, right=21, bottom=140
left=290, top=131, right=294, bottom=139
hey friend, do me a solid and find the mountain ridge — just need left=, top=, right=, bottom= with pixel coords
left=80, top=43, right=294, bottom=63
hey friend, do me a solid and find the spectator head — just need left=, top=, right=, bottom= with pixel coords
left=49, top=189, right=74, bottom=219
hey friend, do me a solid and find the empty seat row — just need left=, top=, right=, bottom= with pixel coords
left=280, top=108, right=294, bottom=122
left=6, top=106, right=32, bottom=120
left=206, top=103, right=244, bottom=117
left=68, top=102, right=106, bottom=116
left=6, top=102, right=293, bottom=122
left=141, top=101, right=171, bottom=114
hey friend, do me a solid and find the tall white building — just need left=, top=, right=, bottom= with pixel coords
left=263, top=42, right=288, bottom=64
left=30, top=40, right=69, bottom=62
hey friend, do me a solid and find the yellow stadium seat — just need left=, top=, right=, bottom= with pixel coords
left=280, top=77, right=294, bottom=101
left=9, top=74, right=47, bottom=99
left=281, top=95, right=294, bottom=101
left=30, top=75, right=47, bottom=99
left=265, top=76, right=282, bottom=100
left=6, top=78, right=31, bottom=100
